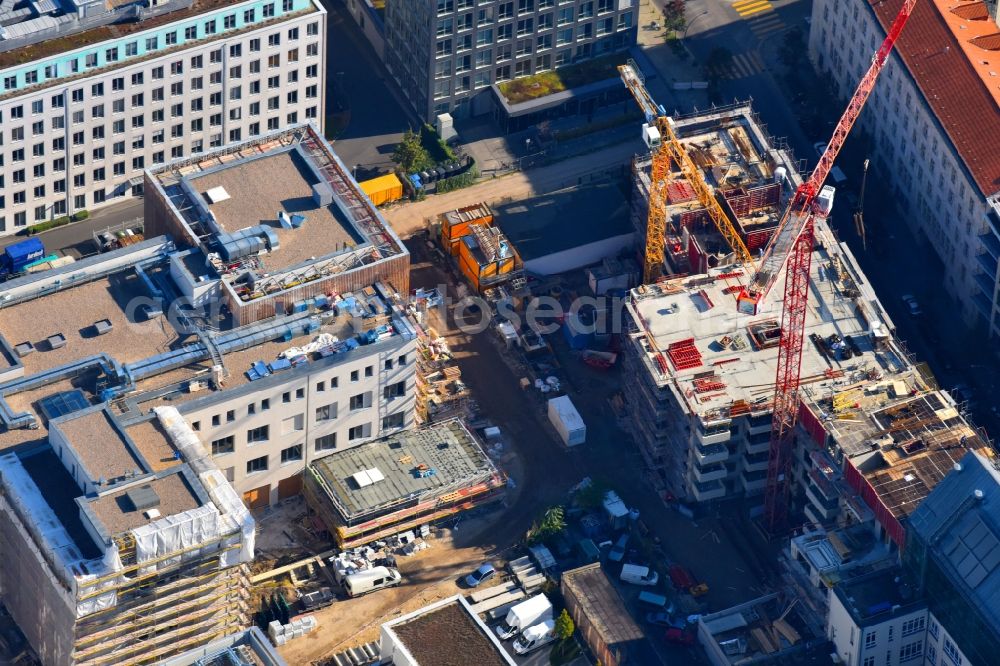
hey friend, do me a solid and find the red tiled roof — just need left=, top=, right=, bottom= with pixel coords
left=867, top=0, right=1000, bottom=195
left=950, top=2, right=990, bottom=20
left=970, top=33, right=1000, bottom=50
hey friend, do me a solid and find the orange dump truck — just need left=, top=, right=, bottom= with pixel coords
left=439, top=202, right=493, bottom=256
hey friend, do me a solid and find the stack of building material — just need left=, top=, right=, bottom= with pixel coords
left=267, top=615, right=318, bottom=646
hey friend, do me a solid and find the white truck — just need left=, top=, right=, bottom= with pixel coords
left=495, top=593, right=553, bottom=640
left=620, top=563, right=659, bottom=586
left=513, top=618, right=557, bottom=655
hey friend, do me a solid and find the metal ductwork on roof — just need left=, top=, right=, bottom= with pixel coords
left=217, top=225, right=280, bottom=262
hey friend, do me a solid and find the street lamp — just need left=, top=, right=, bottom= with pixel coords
left=684, top=10, right=710, bottom=38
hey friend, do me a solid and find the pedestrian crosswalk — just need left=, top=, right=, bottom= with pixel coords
left=708, top=51, right=766, bottom=80
left=731, top=0, right=773, bottom=18
left=747, top=12, right=787, bottom=40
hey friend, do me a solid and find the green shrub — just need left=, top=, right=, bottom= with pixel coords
left=72, top=209, right=89, bottom=221
left=27, top=215, right=73, bottom=234
left=420, top=124, right=457, bottom=164
left=435, top=167, right=479, bottom=193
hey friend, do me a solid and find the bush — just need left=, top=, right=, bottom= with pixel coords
left=27, top=215, right=73, bottom=235
left=435, top=166, right=479, bottom=194
left=72, top=209, right=89, bottom=221
left=420, top=124, right=457, bottom=164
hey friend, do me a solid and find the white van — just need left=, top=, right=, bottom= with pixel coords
left=620, top=563, right=659, bottom=586
left=495, top=593, right=552, bottom=639
left=513, top=619, right=557, bottom=655
left=343, top=566, right=402, bottom=597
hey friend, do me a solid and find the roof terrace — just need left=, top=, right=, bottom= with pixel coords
left=84, top=468, right=202, bottom=536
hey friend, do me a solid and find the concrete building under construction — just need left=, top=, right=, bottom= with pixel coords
left=305, top=419, right=505, bottom=548
left=0, top=405, right=254, bottom=666
left=620, top=104, right=993, bottom=536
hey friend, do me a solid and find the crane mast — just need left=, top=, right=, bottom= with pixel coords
left=761, top=0, right=918, bottom=533
left=619, top=62, right=752, bottom=284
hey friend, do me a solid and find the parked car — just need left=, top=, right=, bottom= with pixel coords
left=608, top=533, right=629, bottom=563
left=665, top=627, right=696, bottom=646
left=646, top=612, right=686, bottom=629
left=620, top=563, right=659, bottom=586
left=901, top=294, right=922, bottom=316
left=464, top=563, right=497, bottom=588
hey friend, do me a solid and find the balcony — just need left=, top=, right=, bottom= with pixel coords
left=691, top=462, right=727, bottom=483
left=694, top=442, right=729, bottom=466
left=974, top=270, right=996, bottom=303
left=690, top=479, right=726, bottom=502
left=741, top=468, right=767, bottom=493
left=742, top=451, right=770, bottom=473
left=805, top=485, right=839, bottom=522
left=746, top=414, right=772, bottom=435
left=977, top=251, right=998, bottom=280
left=696, top=421, right=733, bottom=446
left=745, top=431, right=771, bottom=455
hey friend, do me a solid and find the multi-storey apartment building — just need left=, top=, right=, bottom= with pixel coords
left=384, top=0, right=638, bottom=122
left=809, top=0, right=1000, bottom=333
left=0, top=0, right=327, bottom=235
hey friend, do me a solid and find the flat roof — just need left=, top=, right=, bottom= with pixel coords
left=626, top=220, right=888, bottom=421
left=190, top=149, right=360, bottom=273
left=494, top=180, right=632, bottom=260
left=390, top=600, right=511, bottom=666
left=0, top=268, right=181, bottom=377
left=561, top=564, right=645, bottom=647
left=125, top=418, right=183, bottom=473
left=868, top=0, right=1000, bottom=195
left=834, top=569, right=923, bottom=625
left=309, top=419, right=498, bottom=520
left=53, top=408, right=146, bottom=483
left=86, top=469, right=202, bottom=536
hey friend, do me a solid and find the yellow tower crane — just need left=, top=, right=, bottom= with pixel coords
left=618, top=61, right=752, bottom=283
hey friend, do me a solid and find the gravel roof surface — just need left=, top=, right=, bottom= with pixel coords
left=392, top=602, right=509, bottom=666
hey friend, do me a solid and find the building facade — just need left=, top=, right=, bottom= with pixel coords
left=808, top=0, right=1000, bottom=333
left=0, top=0, right=327, bottom=234
left=180, top=330, right=417, bottom=508
left=384, top=0, right=638, bottom=122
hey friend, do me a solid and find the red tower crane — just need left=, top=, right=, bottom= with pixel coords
left=743, top=0, right=919, bottom=533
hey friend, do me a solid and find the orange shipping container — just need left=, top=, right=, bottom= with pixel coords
left=439, top=203, right=493, bottom=256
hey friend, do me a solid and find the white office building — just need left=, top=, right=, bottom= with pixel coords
left=0, top=0, right=327, bottom=235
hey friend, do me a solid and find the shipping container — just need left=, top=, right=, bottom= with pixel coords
left=456, top=223, right=520, bottom=293
left=359, top=173, right=404, bottom=206
left=547, top=395, right=586, bottom=446
left=439, top=202, right=493, bottom=256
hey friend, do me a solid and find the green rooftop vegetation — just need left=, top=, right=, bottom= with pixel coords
left=497, top=53, right=627, bottom=105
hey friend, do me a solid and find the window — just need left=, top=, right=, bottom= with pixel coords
left=864, top=631, right=877, bottom=649
left=261, top=398, right=270, bottom=411
left=315, top=433, right=337, bottom=451
left=282, top=391, right=291, bottom=403
left=280, top=445, right=303, bottom=464
left=316, top=403, right=337, bottom=421
left=862, top=658, right=875, bottom=666
left=275, top=407, right=306, bottom=433
left=928, top=620, right=939, bottom=640
left=900, top=618, right=924, bottom=638
left=398, top=354, right=408, bottom=366
left=942, top=638, right=961, bottom=665
left=247, top=425, right=269, bottom=443
left=384, top=381, right=406, bottom=400
left=246, top=455, right=268, bottom=474
left=192, top=421, right=201, bottom=432
left=295, top=387, right=305, bottom=399
left=212, top=414, right=221, bottom=426
left=365, top=365, right=374, bottom=378
left=350, top=370, right=359, bottom=382
left=348, top=424, right=370, bottom=441
left=899, top=640, right=922, bottom=662
left=349, top=392, right=371, bottom=410
left=211, top=435, right=235, bottom=455
left=383, top=412, right=405, bottom=430
left=226, top=409, right=235, bottom=423
left=316, top=381, right=325, bottom=392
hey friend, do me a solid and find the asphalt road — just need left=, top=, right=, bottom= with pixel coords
left=0, top=198, right=143, bottom=258
left=321, top=0, right=416, bottom=180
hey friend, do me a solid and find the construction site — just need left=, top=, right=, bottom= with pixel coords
left=304, top=419, right=506, bottom=548
left=0, top=405, right=255, bottom=666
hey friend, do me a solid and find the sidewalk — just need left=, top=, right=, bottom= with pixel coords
left=635, top=0, right=709, bottom=112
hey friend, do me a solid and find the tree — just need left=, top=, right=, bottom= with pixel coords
left=554, top=609, right=575, bottom=641
left=391, top=129, right=433, bottom=174
left=527, top=505, right=566, bottom=544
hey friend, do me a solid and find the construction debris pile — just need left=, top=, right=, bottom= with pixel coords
left=415, top=329, right=471, bottom=425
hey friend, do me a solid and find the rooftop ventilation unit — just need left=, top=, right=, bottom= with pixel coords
left=126, top=485, right=161, bottom=511
left=351, top=467, right=385, bottom=488
left=205, top=186, right=231, bottom=204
